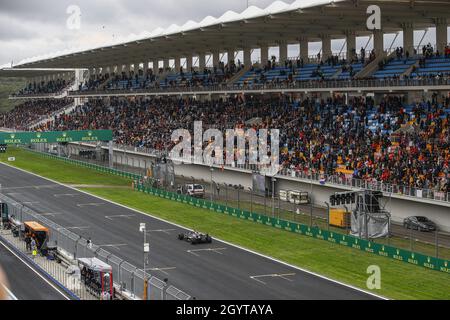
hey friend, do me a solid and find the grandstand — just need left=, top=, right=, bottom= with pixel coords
left=0, top=0, right=450, bottom=302
left=0, top=0, right=449, bottom=208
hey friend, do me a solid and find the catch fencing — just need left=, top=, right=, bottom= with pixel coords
left=0, top=192, right=190, bottom=300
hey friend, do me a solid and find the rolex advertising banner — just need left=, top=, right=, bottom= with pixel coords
left=0, top=130, right=113, bottom=144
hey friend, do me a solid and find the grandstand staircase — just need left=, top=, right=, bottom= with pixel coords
left=355, top=51, right=396, bottom=79
left=28, top=102, right=77, bottom=130
left=403, top=60, right=420, bottom=77
left=228, top=65, right=251, bottom=85
left=157, top=70, right=173, bottom=85
left=331, top=69, right=343, bottom=79
left=97, top=76, right=113, bottom=91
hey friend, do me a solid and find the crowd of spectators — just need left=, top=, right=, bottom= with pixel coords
left=17, top=79, right=73, bottom=96
left=107, top=69, right=160, bottom=90
left=164, top=60, right=243, bottom=88
left=445, top=45, right=450, bottom=58
left=79, top=73, right=111, bottom=91
left=69, top=44, right=450, bottom=95
left=281, top=95, right=449, bottom=193
left=0, top=98, right=73, bottom=130
left=31, top=94, right=450, bottom=193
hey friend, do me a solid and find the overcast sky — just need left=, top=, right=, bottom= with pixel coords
left=0, top=0, right=287, bottom=66
left=0, top=0, right=444, bottom=67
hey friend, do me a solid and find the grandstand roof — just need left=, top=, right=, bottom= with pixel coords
left=4, top=0, right=450, bottom=71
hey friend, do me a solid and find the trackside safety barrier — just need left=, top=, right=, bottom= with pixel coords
left=133, top=182, right=450, bottom=275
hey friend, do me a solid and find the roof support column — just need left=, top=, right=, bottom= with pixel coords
left=227, top=50, right=235, bottom=65
left=402, top=22, right=414, bottom=54
left=243, top=47, right=252, bottom=67
left=345, top=30, right=356, bottom=61
left=199, top=54, right=206, bottom=70
left=122, top=64, right=130, bottom=75
left=373, top=30, right=384, bottom=56
left=152, top=61, right=158, bottom=71
left=186, top=55, right=193, bottom=71
left=299, top=38, right=308, bottom=62
left=260, top=44, right=269, bottom=66
left=212, top=50, right=220, bottom=68
left=435, top=18, right=448, bottom=54
left=321, top=35, right=332, bottom=61
left=143, top=61, right=148, bottom=74
left=134, top=62, right=140, bottom=74
left=278, top=41, right=288, bottom=64
left=175, top=57, right=181, bottom=72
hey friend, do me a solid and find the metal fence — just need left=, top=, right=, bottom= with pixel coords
left=0, top=192, right=190, bottom=300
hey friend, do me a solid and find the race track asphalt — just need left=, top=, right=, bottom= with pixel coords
left=0, top=241, right=67, bottom=300
left=0, top=163, right=381, bottom=300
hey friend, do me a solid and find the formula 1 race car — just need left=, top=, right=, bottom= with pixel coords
left=178, top=231, right=212, bottom=245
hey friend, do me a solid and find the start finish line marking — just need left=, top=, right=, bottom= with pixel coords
left=187, top=247, right=227, bottom=257
left=250, top=273, right=296, bottom=285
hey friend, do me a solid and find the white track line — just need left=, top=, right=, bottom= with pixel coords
left=57, top=226, right=90, bottom=231
left=105, top=214, right=135, bottom=220
left=54, top=193, right=79, bottom=198
left=146, top=229, right=176, bottom=234
left=187, top=248, right=227, bottom=256
left=138, top=267, right=177, bottom=275
left=1, top=283, right=18, bottom=300
left=250, top=273, right=296, bottom=285
left=0, top=239, right=71, bottom=300
left=0, top=162, right=388, bottom=300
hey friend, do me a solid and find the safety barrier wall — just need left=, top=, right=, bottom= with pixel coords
left=133, top=182, right=450, bottom=275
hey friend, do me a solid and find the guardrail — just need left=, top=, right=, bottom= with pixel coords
left=132, top=182, right=450, bottom=274
left=0, top=192, right=190, bottom=300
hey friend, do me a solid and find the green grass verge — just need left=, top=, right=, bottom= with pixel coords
left=221, top=199, right=450, bottom=260
left=0, top=147, right=131, bottom=186
left=1, top=147, right=449, bottom=300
